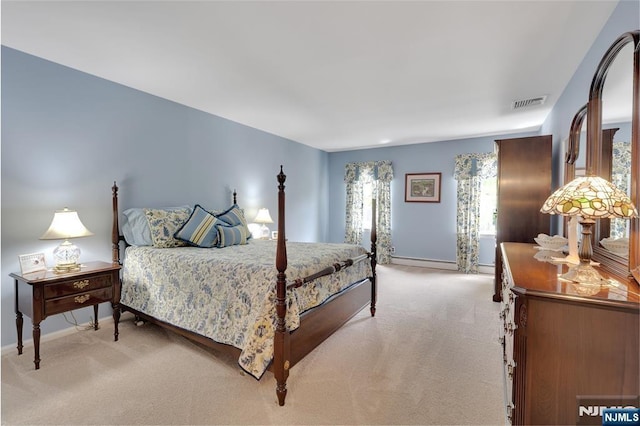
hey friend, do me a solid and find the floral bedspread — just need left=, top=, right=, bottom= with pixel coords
left=120, top=239, right=372, bottom=379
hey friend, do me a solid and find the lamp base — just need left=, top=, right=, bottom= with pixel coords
left=53, top=262, right=81, bottom=274
left=260, top=224, right=270, bottom=240
left=52, top=239, right=82, bottom=273
left=559, top=263, right=605, bottom=295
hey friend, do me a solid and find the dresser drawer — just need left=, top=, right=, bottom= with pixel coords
left=43, top=273, right=113, bottom=299
left=45, top=287, right=113, bottom=316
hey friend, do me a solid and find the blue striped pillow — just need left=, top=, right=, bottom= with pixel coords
left=174, top=205, right=223, bottom=248
left=216, top=223, right=249, bottom=247
left=215, top=204, right=251, bottom=238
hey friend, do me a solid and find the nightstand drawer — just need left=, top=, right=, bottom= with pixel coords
left=45, top=287, right=113, bottom=316
left=43, top=273, right=113, bottom=299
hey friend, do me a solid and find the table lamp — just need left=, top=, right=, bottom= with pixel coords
left=540, top=175, right=637, bottom=292
left=254, top=208, right=274, bottom=239
left=40, top=208, right=94, bottom=273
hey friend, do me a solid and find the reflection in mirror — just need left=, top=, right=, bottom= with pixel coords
left=593, top=41, right=632, bottom=268
left=586, top=30, right=639, bottom=282
left=610, top=137, right=632, bottom=241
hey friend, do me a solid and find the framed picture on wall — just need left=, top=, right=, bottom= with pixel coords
left=405, top=172, right=441, bottom=203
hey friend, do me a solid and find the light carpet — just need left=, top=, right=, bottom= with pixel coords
left=1, top=265, right=505, bottom=425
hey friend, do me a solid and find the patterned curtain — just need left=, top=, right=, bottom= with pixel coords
left=344, top=160, right=394, bottom=264
left=454, top=153, right=496, bottom=273
left=610, top=140, right=631, bottom=239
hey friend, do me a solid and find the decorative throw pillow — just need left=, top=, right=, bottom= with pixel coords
left=174, top=204, right=225, bottom=248
left=122, top=206, right=190, bottom=246
left=216, top=223, right=250, bottom=248
left=144, top=207, right=192, bottom=248
left=215, top=204, right=251, bottom=239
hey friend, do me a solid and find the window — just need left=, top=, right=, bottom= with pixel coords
left=479, top=176, right=497, bottom=235
left=362, top=181, right=374, bottom=231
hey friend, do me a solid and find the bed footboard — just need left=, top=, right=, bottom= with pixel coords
left=272, top=166, right=377, bottom=406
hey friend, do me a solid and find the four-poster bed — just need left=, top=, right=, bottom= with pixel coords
left=111, top=166, right=378, bottom=405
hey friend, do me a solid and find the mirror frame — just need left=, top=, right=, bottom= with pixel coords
left=586, top=30, right=639, bottom=283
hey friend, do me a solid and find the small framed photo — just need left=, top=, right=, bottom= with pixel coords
left=405, top=173, right=441, bottom=203
left=18, top=253, right=47, bottom=275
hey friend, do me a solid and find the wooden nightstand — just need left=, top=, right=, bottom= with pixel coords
left=9, top=261, right=121, bottom=369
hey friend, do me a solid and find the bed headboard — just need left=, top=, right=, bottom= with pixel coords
left=110, top=182, right=238, bottom=265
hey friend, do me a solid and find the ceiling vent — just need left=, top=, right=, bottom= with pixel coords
left=512, top=95, right=547, bottom=110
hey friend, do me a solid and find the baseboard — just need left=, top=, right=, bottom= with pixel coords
left=1, top=315, right=115, bottom=356
left=390, top=256, right=493, bottom=275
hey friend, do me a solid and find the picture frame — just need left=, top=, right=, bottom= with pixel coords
left=18, top=252, right=47, bottom=275
left=405, top=172, right=441, bottom=203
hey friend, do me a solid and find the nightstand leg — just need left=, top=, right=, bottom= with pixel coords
left=112, top=304, right=120, bottom=341
left=93, top=305, right=99, bottom=330
left=16, top=311, right=23, bottom=355
left=33, top=323, right=41, bottom=370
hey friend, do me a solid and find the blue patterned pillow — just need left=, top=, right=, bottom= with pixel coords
left=215, top=204, right=251, bottom=239
left=174, top=204, right=224, bottom=248
left=144, top=207, right=192, bottom=248
left=216, top=223, right=249, bottom=247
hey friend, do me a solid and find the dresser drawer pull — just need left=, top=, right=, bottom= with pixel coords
left=73, top=279, right=90, bottom=289
left=74, top=294, right=91, bottom=304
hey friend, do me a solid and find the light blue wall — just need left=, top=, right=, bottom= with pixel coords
left=1, top=47, right=329, bottom=347
left=327, top=131, right=539, bottom=265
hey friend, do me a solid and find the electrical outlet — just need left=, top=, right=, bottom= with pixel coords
left=390, top=246, right=396, bottom=254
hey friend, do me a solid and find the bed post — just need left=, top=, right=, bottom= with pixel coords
left=274, top=166, right=290, bottom=406
left=370, top=199, right=377, bottom=317
left=111, top=182, right=122, bottom=341
left=112, top=182, right=120, bottom=265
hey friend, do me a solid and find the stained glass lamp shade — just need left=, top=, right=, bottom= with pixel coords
left=540, top=175, right=637, bottom=290
left=40, top=208, right=94, bottom=273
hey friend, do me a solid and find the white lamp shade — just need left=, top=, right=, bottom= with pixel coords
left=254, top=208, right=274, bottom=224
left=40, top=208, right=94, bottom=240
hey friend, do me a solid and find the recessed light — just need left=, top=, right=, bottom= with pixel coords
left=379, top=139, right=391, bottom=144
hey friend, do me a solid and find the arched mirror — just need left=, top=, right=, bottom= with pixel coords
left=586, top=30, right=639, bottom=283
left=565, top=104, right=587, bottom=181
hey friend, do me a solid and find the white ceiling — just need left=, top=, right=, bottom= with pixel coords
left=1, top=1, right=623, bottom=152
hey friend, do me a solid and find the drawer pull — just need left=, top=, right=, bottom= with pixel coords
left=73, top=279, right=90, bottom=289
left=74, top=294, right=91, bottom=304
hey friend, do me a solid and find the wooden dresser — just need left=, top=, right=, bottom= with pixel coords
left=499, top=243, right=639, bottom=425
